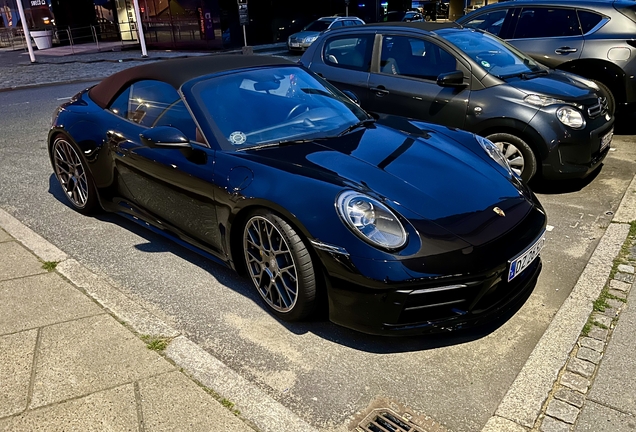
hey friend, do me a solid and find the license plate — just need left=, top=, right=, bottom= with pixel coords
left=508, top=233, right=545, bottom=282
left=290, top=42, right=300, bottom=47
left=600, top=128, right=613, bottom=151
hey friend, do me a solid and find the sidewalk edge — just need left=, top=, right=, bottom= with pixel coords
left=0, top=207, right=318, bottom=432
left=482, top=177, right=636, bottom=431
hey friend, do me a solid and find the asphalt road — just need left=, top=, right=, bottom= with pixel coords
left=1, top=82, right=635, bottom=432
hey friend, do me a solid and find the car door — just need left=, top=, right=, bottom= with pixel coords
left=106, top=80, right=224, bottom=254
left=507, top=6, right=583, bottom=68
left=306, top=33, right=374, bottom=106
left=365, top=34, right=470, bottom=129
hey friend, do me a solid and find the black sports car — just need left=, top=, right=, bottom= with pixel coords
left=48, top=55, right=546, bottom=336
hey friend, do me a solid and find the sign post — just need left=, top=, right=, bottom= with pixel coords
left=345, top=0, right=349, bottom=17
left=132, top=0, right=148, bottom=57
left=16, top=0, right=36, bottom=62
left=237, top=0, right=249, bottom=51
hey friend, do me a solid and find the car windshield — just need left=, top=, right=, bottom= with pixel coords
left=304, top=20, right=332, bottom=32
left=190, top=67, right=368, bottom=149
left=441, top=30, right=543, bottom=78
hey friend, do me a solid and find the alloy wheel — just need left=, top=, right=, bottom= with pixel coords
left=494, top=141, right=525, bottom=177
left=243, top=216, right=298, bottom=313
left=52, top=139, right=89, bottom=209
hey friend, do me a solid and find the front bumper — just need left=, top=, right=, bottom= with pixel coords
left=532, top=110, right=614, bottom=180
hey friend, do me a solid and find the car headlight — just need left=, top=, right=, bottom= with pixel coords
left=524, top=94, right=565, bottom=107
left=475, top=134, right=514, bottom=175
left=557, top=106, right=585, bottom=129
left=304, top=35, right=318, bottom=43
left=336, top=191, right=407, bottom=250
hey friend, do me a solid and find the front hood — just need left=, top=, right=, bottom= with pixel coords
left=508, top=70, right=598, bottom=100
left=289, top=31, right=319, bottom=40
left=250, top=124, right=536, bottom=248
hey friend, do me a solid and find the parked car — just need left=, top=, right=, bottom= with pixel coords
left=49, top=55, right=546, bottom=335
left=287, top=16, right=365, bottom=52
left=300, top=22, right=614, bottom=182
left=457, top=0, right=636, bottom=114
left=381, top=10, right=425, bottom=22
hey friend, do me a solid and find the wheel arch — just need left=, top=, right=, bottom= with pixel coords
left=556, top=59, right=626, bottom=104
left=473, top=118, right=547, bottom=160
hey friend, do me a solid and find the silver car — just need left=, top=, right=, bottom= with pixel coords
left=287, top=16, right=365, bottom=52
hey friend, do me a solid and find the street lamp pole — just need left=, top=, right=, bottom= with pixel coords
left=132, top=0, right=148, bottom=57
left=15, top=0, right=36, bottom=63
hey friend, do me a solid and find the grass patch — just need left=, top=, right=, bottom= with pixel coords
left=140, top=335, right=171, bottom=351
left=202, top=387, right=241, bottom=416
left=591, top=320, right=609, bottom=330
left=41, top=261, right=58, bottom=271
left=609, top=221, right=636, bottom=279
left=582, top=321, right=592, bottom=336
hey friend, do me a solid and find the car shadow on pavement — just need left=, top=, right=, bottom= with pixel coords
left=528, top=166, right=601, bottom=195
left=48, top=174, right=533, bottom=354
left=614, top=110, right=636, bottom=136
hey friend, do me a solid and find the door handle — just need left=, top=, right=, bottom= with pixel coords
left=370, top=86, right=389, bottom=97
left=555, top=47, right=578, bottom=54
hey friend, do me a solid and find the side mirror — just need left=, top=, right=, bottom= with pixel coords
left=342, top=90, right=360, bottom=105
left=437, top=70, right=466, bottom=87
left=140, top=126, right=191, bottom=148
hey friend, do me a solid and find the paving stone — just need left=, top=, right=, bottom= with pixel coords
left=30, top=314, right=174, bottom=408
left=0, top=241, right=46, bottom=282
left=608, top=289, right=628, bottom=300
left=541, top=415, right=572, bottom=432
left=591, top=313, right=613, bottom=328
left=0, top=273, right=102, bottom=336
left=546, top=399, right=580, bottom=424
left=567, top=357, right=596, bottom=378
left=0, top=384, right=138, bottom=431
left=600, top=307, right=619, bottom=319
left=579, top=337, right=604, bottom=352
left=614, top=272, right=635, bottom=284
left=587, top=327, right=609, bottom=341
left=577, top=347, right=603, bottom=364
left=554, top=388, right=586, bottom=408
left=0, top=330, right=37, bottom=418
left=575, top=400, right=636, bottom=431
left=561, top=371, right=590, bottom=393
left=606, top=298, right=625, bottom=310
left=609, top=279, right=631, bottom=292
left=138, top=371, right=255, bottom=432
left=0, top=229, right=10, bottom=243
left=617, top=264, right=635, bottom=274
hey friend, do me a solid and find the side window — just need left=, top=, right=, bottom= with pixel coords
left=109, top=87, right=131, bottom=119
left=513, top=7, right=581, bottom=39
left=577, top=10, right=603, bottom=34
left=152, top=99, right=199, bottom=142
left=127, top=80, right=182, bottom=127
left=330, top=21, right=343, bottom=28
left=323, top=35, right=373, bottom=71
left=463, top=9, right=508, bottom=36
left=380, top=35, right=457, bottom=81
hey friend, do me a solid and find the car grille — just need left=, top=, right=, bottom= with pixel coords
left=587, top=97, right=609, bottom=119
left=289, top=37, right=302, bottom=44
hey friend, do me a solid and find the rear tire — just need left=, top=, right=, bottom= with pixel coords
left=486, top=132, right=537, bottom=182
left=242, top=209, right=316, bottom=321
left=50, top=135, right=99, bottom=214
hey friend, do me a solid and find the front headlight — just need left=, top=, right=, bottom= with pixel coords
left=475, top=134, right=514, bottom=175
left=524, top=94, right=565, bottom=107
left=557, top=106, right=585, bottom=129
left=336, top=191, right=407, bottom=250
left=304, top=35, right=318, bottom=43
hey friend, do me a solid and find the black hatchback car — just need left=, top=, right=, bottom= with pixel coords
left=457, top=0, right=636, bottom=113
left=300, top=23, right=614, bottom=182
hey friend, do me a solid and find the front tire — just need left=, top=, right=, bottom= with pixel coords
left=242, top=210, right=316, bottom=321
left=51, top=135, right=99, bottom=214
left=486, top=132, right=537, bottom=182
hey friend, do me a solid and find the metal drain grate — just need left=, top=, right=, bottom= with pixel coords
left=358, top=409, right=427, bottom=432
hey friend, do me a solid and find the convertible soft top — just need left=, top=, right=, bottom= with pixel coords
left=89, top=54, right=295, bottom=109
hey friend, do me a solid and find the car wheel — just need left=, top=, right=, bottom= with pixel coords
left=242, top=210, right=316, bottom=321
left=51, top=135, right=99, bottom=214
left=591, top=79, right=616, bottom=116
left=486, top=133, right=537, bottom=182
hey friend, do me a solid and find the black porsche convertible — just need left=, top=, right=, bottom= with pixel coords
left=48, top=55, right=546, bottom=335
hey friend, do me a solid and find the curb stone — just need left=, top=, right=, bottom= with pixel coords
left=0, top=207, right=318, bottom=432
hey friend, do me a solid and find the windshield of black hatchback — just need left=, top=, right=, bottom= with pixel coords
left=441, top=30, right=543, bottom=79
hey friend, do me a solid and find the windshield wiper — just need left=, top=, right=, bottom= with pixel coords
left=337, top=118, right=376, bottom=137
left=521, top=69, right=549, bottom=79
left=236, top=138, right=323, bottom=151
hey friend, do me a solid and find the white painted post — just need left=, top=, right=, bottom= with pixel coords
left=15, top=0, right=36, bottom=63
left=132, top=0, right=148, bottom=57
